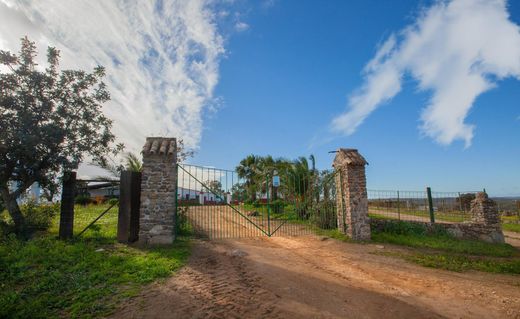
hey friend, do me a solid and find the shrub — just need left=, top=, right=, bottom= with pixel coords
left=270, top=199, right=285, bottom=214
left=311, top=200, right=337, bottom=229
left=75, top=194, right=93, bottom=206
left=296, top=204, right=310, bottom=220
left=107, top=198, right=119, bottom=206
left=19, top=200, right=60, bottom=233
left=175, top=206, right=192, bottom=236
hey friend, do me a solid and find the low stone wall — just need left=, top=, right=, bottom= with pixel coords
left=370, top=219, right=505, bottom=244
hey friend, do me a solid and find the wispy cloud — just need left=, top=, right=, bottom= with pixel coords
left=0, top=0, right=226, bottom=152
left=331, top=0, right=520, bottom=147
left=234, top=21, right=250, bottom=32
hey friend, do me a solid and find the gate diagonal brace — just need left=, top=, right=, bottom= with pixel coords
left=178, top=164, right=271, bottom=237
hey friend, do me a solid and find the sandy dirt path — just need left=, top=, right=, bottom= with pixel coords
left=112, top=236, right=520, bottom=319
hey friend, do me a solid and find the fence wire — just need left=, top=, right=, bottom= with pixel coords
left=368, top=190, right=480, bottom=224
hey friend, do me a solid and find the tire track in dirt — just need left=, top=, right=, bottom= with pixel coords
left=112, top=240, right=284, bottom=319
left=113, top=236, right=520, bottom=319
left=235, top=236, right=520, bottom=319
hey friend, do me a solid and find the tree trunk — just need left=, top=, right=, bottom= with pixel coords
left=0, top=186, right=26, bottom=233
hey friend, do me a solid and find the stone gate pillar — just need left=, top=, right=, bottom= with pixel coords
left=333, top=148, right=371, bottom=241
left=138, top=137, right=177, bottom=245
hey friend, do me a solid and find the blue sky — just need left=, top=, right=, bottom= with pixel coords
left=189, top=0, right=520, bottom=196
left=1, top=0, right=519, bottom=196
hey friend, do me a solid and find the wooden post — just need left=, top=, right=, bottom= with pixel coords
left=59, top=171, right=76, bottom=239
left=117, top=171, right=142, bottom=243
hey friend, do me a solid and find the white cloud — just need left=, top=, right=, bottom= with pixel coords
left=332, top=0, right=520, bottom=147
left=0, top=0, right=225, bottom=153
left=234, top=21, right=250, bottom=32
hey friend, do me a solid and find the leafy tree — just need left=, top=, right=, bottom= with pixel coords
left=0, top=37, right=122, bottom=234
left=204, top=180, right=223, bottom=197
left=230, top=183, right=247, bottom=201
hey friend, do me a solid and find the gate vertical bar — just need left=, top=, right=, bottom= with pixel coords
left=267, top=174, right=271, bottom=236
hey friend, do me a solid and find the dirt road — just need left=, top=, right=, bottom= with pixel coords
left=112, top=236, right=520, bottom=319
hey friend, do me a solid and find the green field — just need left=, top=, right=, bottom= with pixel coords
left=0, top=204, right=190, bottom=319
left=370, top=221, right=520, bottom=274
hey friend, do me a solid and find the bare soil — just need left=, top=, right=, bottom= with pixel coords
left=112, top=236, right=520, bottom=319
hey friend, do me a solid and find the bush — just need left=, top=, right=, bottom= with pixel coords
left=270, top=199, right=285, bottom=214
left=175, top=206, right=192, bottom=236
left=21, top=200, right=60, bottom=232
left=311, top=200, right=337, bottom=229
left=296, top=204, right=310, bottom=220
left=1, top=200, right=59, bottom=237
left=75, top=194, right=93, bottom=206
left=107, top=198, right=119, bottom=206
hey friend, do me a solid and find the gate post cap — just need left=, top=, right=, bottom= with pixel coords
left=333, top=148, right=368, bottom=167
left=142, top=137, right=176, bottom=156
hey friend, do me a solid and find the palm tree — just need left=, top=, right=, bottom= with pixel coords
left=309, top=154, right=316, bottom=173
left=125, top=152, right=142, bottom=172
left=236, top=155, right=260, bottom=201
left=309, top=154, right=320, bottom=204
left=289, top=156, right=311, bottom=198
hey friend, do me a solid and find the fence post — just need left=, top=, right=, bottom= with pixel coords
left=426, top=187, right=435, bottom=223
left=397, top=190, right=400, bottom=220
left=118, top=171, right=142, bottom=243
left=59, top=171, right=76, bottom=240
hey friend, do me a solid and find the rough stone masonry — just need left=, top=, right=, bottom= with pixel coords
left=138, top=137, right=177, bottom=245
left=333, top=148, right=371, bottom=241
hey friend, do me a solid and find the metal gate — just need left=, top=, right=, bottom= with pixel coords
left=176, top=164, right=338, bottom=239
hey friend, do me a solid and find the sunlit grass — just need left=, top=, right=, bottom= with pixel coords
left=1, top=204, right=190, bottom=318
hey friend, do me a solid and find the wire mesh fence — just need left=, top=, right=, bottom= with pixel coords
left=72, top=179, right=121, bottom=238
left=368, top=189, right=480, bottom=224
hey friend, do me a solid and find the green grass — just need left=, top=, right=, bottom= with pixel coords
left=404, top=252, right=520, bottom=273
left=372, top=232, right=517, bottom=257
left=503, top=223, right=520, bottom=233
left=0, top=204, right=190, bottom=318
left=369, top=208, right=469, bottom=223
left=314, top=228, right=351, bottom=242
left=371, top=220, right=520, bottom=274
